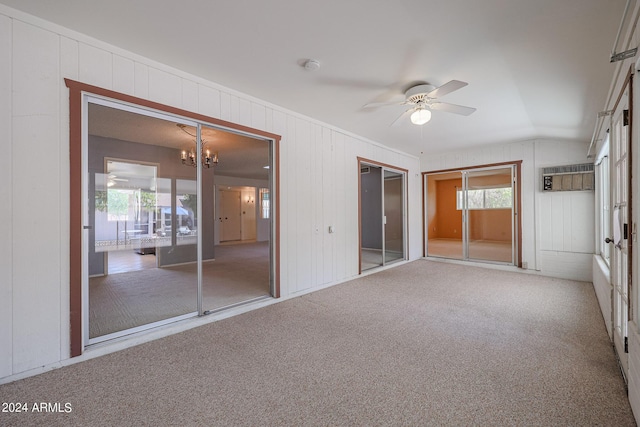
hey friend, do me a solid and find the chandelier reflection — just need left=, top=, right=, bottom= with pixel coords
left=177, top=124, right=219, bottom=168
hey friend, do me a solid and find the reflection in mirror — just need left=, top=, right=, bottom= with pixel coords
left=86, top=101, right=274, bottom=342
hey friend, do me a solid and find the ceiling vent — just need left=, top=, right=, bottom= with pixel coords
left=541, top=163, right=594, bottom=192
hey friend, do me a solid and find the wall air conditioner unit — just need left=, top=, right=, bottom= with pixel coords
left=541, top=163, right=594, bottom=192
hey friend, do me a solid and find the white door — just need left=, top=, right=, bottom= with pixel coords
left=220, top=190, right=242, bottom=241
left=611, top=88, right=630, bottom=375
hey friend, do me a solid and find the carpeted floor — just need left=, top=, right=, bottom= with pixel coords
left=0, top=260, right=635, bottom=426
left=428, top=238, right=512, bottom=263
left=89, top=241, right=271, bottom=338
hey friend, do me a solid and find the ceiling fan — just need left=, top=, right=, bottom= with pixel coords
left=366, top=80, right=476, bottom=126
left=107, top=174, right=128, bottom=187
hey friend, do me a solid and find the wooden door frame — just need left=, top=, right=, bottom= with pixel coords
left=66, top=79, right=281, bottom=357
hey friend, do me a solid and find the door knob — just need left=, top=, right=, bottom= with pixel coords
left=605, top=237, right=613, bottom=244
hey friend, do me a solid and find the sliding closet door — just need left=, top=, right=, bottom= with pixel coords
left=384, top=170, right=405, bottom=264
left=86, top=100, right=198, bottom=343
left=426, top=172, right=464, bottom=259
left=465, top=167, right=514, bottom=263
left=426, top=165, right=518, bottom=265
left=360, top=161, right=407, bottom=272
left=200, top=124, right=272, bottom=315
left=360, top=165, right=384, bottom=270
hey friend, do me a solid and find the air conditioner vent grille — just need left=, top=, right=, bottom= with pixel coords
left=541, top=163, right=594, bottom=192
left=542, top=163, right=594, bottom=175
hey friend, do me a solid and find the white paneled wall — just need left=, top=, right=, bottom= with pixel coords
left=592, top=255, right=612, bottom=337
left=12, top=19, right=63, bottom=374
left=0, top=13, right=12, bottom=379
left=0, top=6, right=421, bottom=381
left=629, top=324, right=640, bottom=419
left=422, top=139, right=593, bottom=280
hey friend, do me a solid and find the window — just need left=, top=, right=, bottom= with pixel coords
left=456, top=187, right=513, bottom=210
left=596, top=137, right=610, bottom=266
left=259, top=188, right=270, bottom=219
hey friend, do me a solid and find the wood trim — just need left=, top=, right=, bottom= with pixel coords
left=422, top=161, right=523, bottom=268
left=64, top=79, right=281, bottom=356
left=358, top=160, right=362, bottom=275
left=515, top=162, right=523, bottom=268
left=274, top=139, right=281, bottom=298
left=422, top=160, right=523, bottom=176
left=358, top=157, right=409, bottom=174
left=67, top=81, right=82, bottom=357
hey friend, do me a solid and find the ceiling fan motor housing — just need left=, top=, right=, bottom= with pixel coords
left=405, top=84, right=436, bottom=104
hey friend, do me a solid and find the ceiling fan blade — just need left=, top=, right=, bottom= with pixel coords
left=430, top=102, right=476, bottom=116
left=362, top=99, right=407, bottom=109
left=390, top=108, right=415, bottom=127
left=427, top=80, right=468, bottom=98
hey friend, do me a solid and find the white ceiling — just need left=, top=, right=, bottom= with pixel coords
left=1, top=0, right=631, bottom=157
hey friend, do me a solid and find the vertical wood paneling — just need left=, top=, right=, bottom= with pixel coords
left=264, top=107, right=274, bottom=134
left=311, top=124, right=323, bottom=286
left=12, top=20, right=61, bottom=373
left=251, top=103, right=266, bottom=131
left=570, top=193, right=595, bottom=252
left=112, top=55, right=134, bottom=95
left=134, top=62, right=149, bottom=99
left=344, top=138, right=360, bottom=276
left=322, top=127, right=335, bottom=284
left=220, top=92, right=232, bottom=121
left=230, top=95, right=240, bottom=124
left=272, top=110, right=288, bottom=294
left=295, top=118, right=313, bottom=292
left=550, top=193, right=564, bottom=251
left=59, top=35, right=79, bottom=360
left=181, top=80, right=198, bottom=113
left=148, top=67, right=181, bottom=106
left=0, top=13, right=13, bottom=379
left=79, top=43, right=112, bottom=89
left=333, top=132, right=348, bottom=280
left=60, top=37, right=79, bottom=81
left=198, top=85, right=220, bottom=119
left=285, top=114, right=297, bottom=292
left=562, top=194, right=573, bottom=250
left=238, top=98, right=251, bottom=127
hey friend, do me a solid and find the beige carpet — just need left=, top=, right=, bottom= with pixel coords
left=428, top=238, right=512, bottom=263
left=1, top=260, right=635, bottom=426
left=90, top=241, right=270, bottom=338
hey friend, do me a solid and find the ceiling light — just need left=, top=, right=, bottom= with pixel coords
left=410, top=108, right=432, bottom=125
left=177, top=124, right=219, bottom=168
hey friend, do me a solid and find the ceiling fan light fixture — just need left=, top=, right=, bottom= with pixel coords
left=410, top=108, right=431, bottom=125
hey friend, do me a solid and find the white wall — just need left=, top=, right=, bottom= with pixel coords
left=422, top=139, right=594, bottom=281
left=0, top=6, right=421, bottom=382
